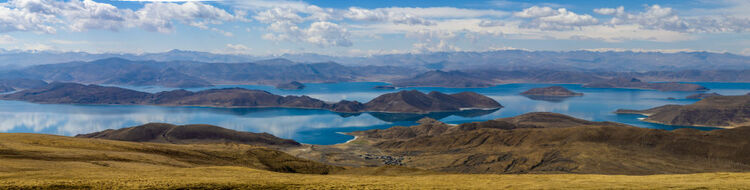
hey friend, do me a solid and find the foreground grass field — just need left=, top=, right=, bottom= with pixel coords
left=4, top=163, right=750, bottom=189
left=2, top=133, right=750, bottom=189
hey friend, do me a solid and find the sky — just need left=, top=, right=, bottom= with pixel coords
left=0, top=0, right=748, bottom=56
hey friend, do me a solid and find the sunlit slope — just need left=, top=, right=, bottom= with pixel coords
left=2, top=133, right=750, bottom=189
left=0, top=133, right=339, bottom=175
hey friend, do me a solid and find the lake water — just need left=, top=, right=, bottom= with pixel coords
left=1, top=82, right=748, bottom=145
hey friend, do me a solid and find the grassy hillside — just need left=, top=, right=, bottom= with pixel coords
left=0, top=133, right=339, bottom=175
left=2, top=133, right=750, bottom=189
left=342, top=113, right=750, bottom=174
left=3, top=160, right=750, bottom=189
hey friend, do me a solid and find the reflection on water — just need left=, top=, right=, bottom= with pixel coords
left=0, top=100, right=498, bottom=144
left=522, top=95, right=580, bottom=103
left=1, top=82, right=747, bottom=145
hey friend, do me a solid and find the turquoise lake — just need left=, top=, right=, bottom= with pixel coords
left=1, top=82, right=748, bottom=145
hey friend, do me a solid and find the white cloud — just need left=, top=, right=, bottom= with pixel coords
left=343, top=7, right=434, bottom=26
left=741, top=48, right=750, bottom=56
left=513, top=6, right=557, bottom=18
left=215, top=43, right=251, bottom=54
left=135, top=1, right=242, bottom=33
left=263, top=20, right=352, bottom=47
left=0, top=35, right=16, bottom=44
left=222, top=0, right=311, bottom=11
left=514, top=6, right=598, bottom=30
left=593, top=6, right=624, bottom=16
left=22, top=43, right=55, bottom=51
left=404, top=29, right=462, bottom=53
left=246, top=2, right=510, bottom=46
left=0, top=0, right=247, bottom=35
left=0, top=0, right=58, bottom=33
left=377, top=7, right=507, bottom=19
left=304, top=21, right=352, bottom=47
left=50, top=39, right=89, bottom=44
left=64, top=0, right=136, bottom=32
left=596, top=5, right=750, bottom=33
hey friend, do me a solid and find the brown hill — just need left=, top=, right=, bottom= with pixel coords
left=5, top=133, right=750, bottom=189
left=616, top=95, right=750, bottom=127
left=521, top=86, right=583, bottom=96
left=343, top=112, right=750, bottom=174
left=76, top=123, right=301, bottom=147
left=363, top=90, right=502, bottom=113
left=0, top=133, right=339, bottom=175
left=583, top=77, right=708, bottom=91
left=0, top=82, right=152, bottom=104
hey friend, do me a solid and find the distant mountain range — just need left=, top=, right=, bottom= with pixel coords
left=0, top=57, right=413, bottom=87
left=2, top=49, right=749, bottom=72
left=1, top=50, right=750, bottom=89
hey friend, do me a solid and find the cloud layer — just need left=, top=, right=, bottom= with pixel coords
left=0, top=0, right=243, bottom=34
left=0, top=0, right=748, bottom=54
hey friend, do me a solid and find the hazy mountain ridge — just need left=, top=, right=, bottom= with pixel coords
left=1, top=53, right=749, bottom=89
left=2, top=49, right=749, bottom=72
left=0, top=57, right=414, bottom=87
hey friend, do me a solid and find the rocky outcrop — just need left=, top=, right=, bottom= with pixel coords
left=521, top=86, right=583, bottom=96
left=76, top=123, right=301, bottom=147
left=276, top=81, right=305, bottom=90
left=583, top=77, right=708, bottom=91
left=616, top=95, right=750, bottom=127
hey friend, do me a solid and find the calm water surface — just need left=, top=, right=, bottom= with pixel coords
left=1, top=82, right=748, bottom=145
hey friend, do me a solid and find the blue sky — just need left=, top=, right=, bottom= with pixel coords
left=0, top=0, right=748, bottom=56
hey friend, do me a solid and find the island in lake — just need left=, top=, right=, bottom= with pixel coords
left=520, top=86, right=583, bottom=102
left=276, top=81, right=306, bottom=90
left=0, top=82, right=502, bottom=114
left=615, top=95, right=750, bottom=128
left=521, top=86, right=583, bottom=96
